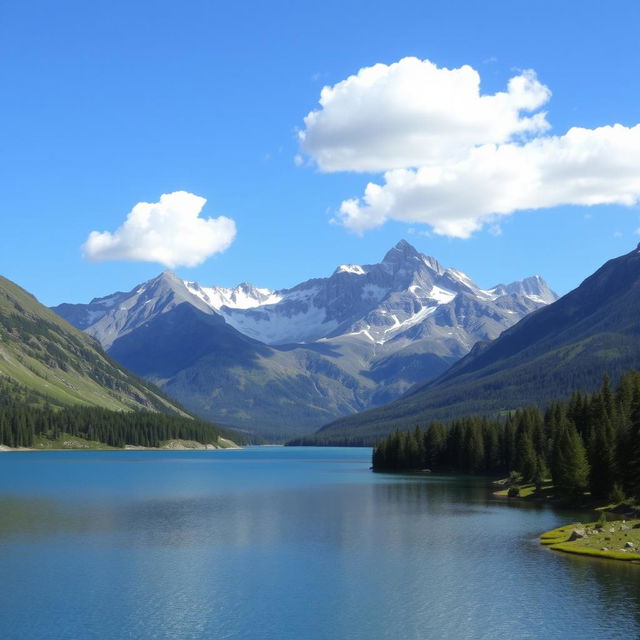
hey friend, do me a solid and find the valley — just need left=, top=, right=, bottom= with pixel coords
left=53, top=240, right=556, bottom=440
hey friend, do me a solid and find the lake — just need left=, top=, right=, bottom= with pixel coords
left=1, top=446, right=640, bottom=639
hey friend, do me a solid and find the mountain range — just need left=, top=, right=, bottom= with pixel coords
left=53, top=240, right=557, bottom=440
left=312, top=244, right=640, bottom=444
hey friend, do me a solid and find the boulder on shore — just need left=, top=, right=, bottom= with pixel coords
left=568, top=529, right=586, bottom=541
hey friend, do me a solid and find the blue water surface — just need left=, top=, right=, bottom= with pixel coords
left=1, top=446, right=639, bottom=640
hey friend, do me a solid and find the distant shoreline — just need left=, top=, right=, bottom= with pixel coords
left=0, top=437, right=241, bottom=453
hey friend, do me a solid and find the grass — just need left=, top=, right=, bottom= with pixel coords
left=493, top=482, right=550, bottom=498
left=540, top=520, right=640, bottom=563
left=31, top=432, right=116, bottom=450
left=492, top=478, right=602, bottom=509
left=0, top=274, right=190, bottom=417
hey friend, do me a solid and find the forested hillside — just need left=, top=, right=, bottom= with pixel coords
left=373, top=372, right=640, bottom=502
left=0, top=377, right=242, bottom=448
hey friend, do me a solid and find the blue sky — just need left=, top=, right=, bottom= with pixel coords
left=1, top=0, right=640, bottom=305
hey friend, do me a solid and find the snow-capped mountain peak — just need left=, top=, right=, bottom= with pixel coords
left=54, top=240, right=558, bottom=351
left=185, top=280, right=281, bottom=310
left=488, top=274, right=557, bottom=305
left=170, top=240, right=557, bottom=347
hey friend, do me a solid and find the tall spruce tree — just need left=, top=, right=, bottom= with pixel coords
left=587, top=394, right=617, bottom=499
left=550, top=421, right=589, bottom=496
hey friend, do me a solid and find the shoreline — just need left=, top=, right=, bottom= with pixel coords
left=540, top=520, right=640, bottom=563
left=489, top=478, right=640, bottom=565
left=492, top=479, right=640, bottom=518
left=0, top=437, right=242, bottom=453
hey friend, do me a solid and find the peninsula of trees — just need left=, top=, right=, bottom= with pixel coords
left=372, top=371, right=640, bottom=502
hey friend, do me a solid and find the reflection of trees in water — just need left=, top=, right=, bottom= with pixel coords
left=0, top=496, right=87, bottom=539
left=374, top=474, right=494, bottom=512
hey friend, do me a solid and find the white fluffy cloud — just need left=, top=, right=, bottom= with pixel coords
left=299, top=57, right=551, bottom=173
left=338, top=124, right=640, bottom=237
left=83, top=191, right=236, bottom=267
left=300, top=57, right=640, bottom=237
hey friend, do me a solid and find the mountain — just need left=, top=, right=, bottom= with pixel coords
left=0, top=275, right=189, bottom=414
left=53, top=241, right=557, bottom=440
left=312, top=244, right=640, bottom=444
left=53, top=270, right=216, bottom=349
left=184, top=240, right=556, bottom=347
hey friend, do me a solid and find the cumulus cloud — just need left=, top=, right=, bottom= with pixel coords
left=337, top=125, right=640, bottom=237
left=299, top=57, right=551, bottom=173
left=83, top=191, right=236, bottom=267
left=299, top=57, right=640, bottom=237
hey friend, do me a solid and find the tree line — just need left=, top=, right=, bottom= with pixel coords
left=372, top=370, right=640, bottom=501
left=0, top=387, right=242, bottom=448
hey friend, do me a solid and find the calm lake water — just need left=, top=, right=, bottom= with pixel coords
left=1, top=446, right=640, bottom=639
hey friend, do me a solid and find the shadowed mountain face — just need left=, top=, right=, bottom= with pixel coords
left=313, top=245, right=640, bottom=444
left=53, top=241, right=557, bottom=440
left=53, top=270, right=214, bottom=349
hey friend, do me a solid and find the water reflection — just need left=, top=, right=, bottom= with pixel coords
left=0, top=496, right=88, bottom=539
left=1, top=450, right=640, bottom=639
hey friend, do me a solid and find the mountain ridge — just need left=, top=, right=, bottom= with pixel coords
left=52, top=241, right=557, bottom=440
left=311, top=244, right=640, bottom=444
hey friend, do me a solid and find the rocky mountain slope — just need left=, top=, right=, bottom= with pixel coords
left=53, top=241, right=557, bottom=440
left=313, top=245, right=640, bottom=444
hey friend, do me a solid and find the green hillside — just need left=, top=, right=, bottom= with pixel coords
left=0, top=275, right=189, bottom=415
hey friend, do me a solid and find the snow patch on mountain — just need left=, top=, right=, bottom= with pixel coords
left=335, top=264, right=366, bottom=275
left=185, top=281, right=281, bottom=309
left=429, top=285, right=456, bottom=305
left=218, top=302, right=339, bottom=345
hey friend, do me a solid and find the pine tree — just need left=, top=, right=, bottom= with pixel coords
left=587, top=394, right=617, bottom=499
left=516, top=427, right=538, bottom=482
left=424, top=422, right=446, bottom=469
left=625, top=403, right=640, bottom=500
left=552, top=421, right=590, bottom=497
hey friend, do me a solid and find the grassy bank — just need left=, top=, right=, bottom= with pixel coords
left=492, top=477, right=640, bottom=564
left=540, top=520, right=640, bottom=563
left=1, top=432, right=241, bottom=451
left=492, top=479, right=633, bottom=512
left=494, top=482, right=547, bottom=499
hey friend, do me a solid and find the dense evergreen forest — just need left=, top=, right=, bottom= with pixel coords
left=0, top=378, right=242, bottom=448
left=372, top=371, right=640, bottom=502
